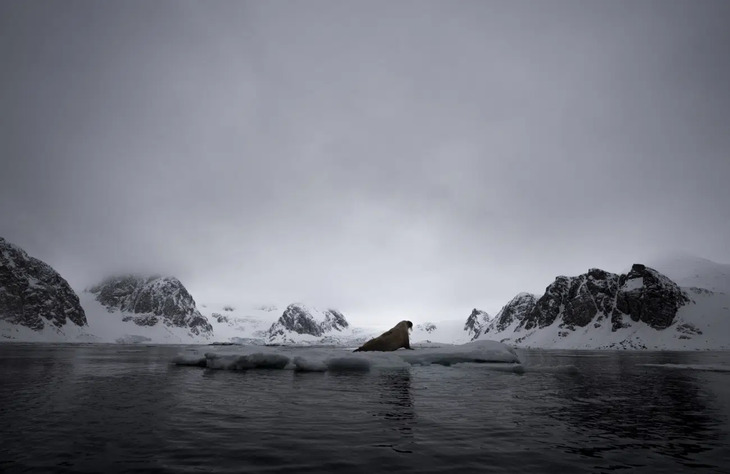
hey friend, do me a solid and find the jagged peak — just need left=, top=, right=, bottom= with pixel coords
left=505, top=292, right=539, bottom=305
left=268, top=303, right=350, bottom=340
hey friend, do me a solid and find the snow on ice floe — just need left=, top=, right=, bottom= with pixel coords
left=172, top=340, right=520, bottom=373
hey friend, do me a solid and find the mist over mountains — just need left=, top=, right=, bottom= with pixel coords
left=1, top=236, right=728, bottom=350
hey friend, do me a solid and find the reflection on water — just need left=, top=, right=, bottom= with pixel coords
left=1, top=345, right=729, bottom=473
left=552, top=359, right=721, bottom=465
left=371, top=369, right=415, bottom=453
left=517, top=350, right=730, bottom=471
left=375, top=369, right=414, bottom=422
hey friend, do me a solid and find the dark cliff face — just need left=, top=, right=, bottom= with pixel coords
left=267, top=304, right=349, bottom=339
left=88, top=275, right=212, bottom=336
left=486, top=293, right=537, bottom=334
left=506, top=264, right=688, bottom=333
left=521, top=269, right=620, bottom=331
left=0, top=237, right=87, bottom=330
left=614, top=264, right=690, bottom=330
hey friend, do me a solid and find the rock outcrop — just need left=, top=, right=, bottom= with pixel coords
left=267, top=304, right=349, bottom=342
left=0, top=237, right=87, bottom=330
left=480, top=264, right=689, bottom=343
left=484, top=293, right=538, bottom=334
left=87, top=275, right=212, bottom=336
left=464, top=309, right=490, bottom=340
left=614, top=264, right=690, bottom=330
left=417, top=322, right=437, bottom=333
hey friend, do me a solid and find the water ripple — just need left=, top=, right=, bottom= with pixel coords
left=1, top=345, right=729, bottom=473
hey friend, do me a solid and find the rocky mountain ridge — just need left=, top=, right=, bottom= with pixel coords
left=463, top=309, right=490, bottom=340
left=0, top=237, right=87, bottom=332
left=479, top=264, right=704, bottom=349
left=87, top=275, right=212, bottom=336
left=266, top=303, right=350, bottom=343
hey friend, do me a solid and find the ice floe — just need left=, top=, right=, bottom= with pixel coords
left=173, top=340, right=520, bottom=373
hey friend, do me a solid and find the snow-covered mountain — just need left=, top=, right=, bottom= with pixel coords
left=83, top=275, right=213, bottom=343
left=463, top=309, right=491, bottom=341
left=209, top=307, right=274, bottom=343
left=0, top=237, right=88, bottom=341
left=202, top=304, right=281, bottom=344
left=483, top=293, right=538, bottom=335
left=646, top=254, right=730, bottom=293
left=266, top=303, right=370, bottom=345
left=478, top=262, right=730, bottom=350
left=269, top=303, right=348, bottom=337
left=199, top=302, right=379, bottom=346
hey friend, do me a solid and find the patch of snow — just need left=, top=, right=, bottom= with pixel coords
left=646, top=254, right=730, bottom=293
left=622, top=277, right=644, bottom=291
left=410, top=319, right=473, bottom=344
left=0, top=318, right=88, bottom=343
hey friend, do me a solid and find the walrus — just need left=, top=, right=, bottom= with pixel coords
left=353, top=320, right=413, bottom=352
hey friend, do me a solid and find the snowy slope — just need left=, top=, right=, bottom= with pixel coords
left=479, top=259, right=730, bottom=350
left=464, top=309, right=491, bottom=340
left=87, top=275, right=212, bottom=337
left=411, top=320, right=474, bottom=345
left=481, top=289, right=730, bottom=351
left=646, top=254, right=730, bottom=293
left=201, top=303, right=280, bottom=344
left=0, top=318, right=92, bottom=343
left=80, top=292, right=214, bottom=344
left=267, top=304, right=376, bottom=346
left=200, top=302, right=383, bottom=346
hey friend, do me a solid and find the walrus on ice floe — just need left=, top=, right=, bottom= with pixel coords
left=353, top=320, right=413, bottom=352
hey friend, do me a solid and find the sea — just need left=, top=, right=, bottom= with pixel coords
left=1, top=343, right=729, bottom=473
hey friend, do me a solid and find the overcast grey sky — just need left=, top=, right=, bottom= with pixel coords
left=1, top=0, right=729, bottom=325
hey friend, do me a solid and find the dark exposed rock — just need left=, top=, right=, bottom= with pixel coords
left=212, top=312, right=228, bottom=323
left=267, top=304, right=349, bottom=340
left=497, top=264, right=688, bottom=335
left=485, top=293, right=537, bottom=334
left=88, top=275, right=212, bottom=336
left=522, top=277, right=572, bottom=330
left=676, top=323, right=702, bottom=336
left=614, top=264, right=689, bottom=330
left=464, top=309, right=490, bottom=340
left=0, top=237, right=87, bottom=330
left=522, top=269, right=621, bottom=331
left=418, top=322, right=437, bottom=333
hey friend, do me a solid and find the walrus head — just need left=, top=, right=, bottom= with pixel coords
left=406, top=320, right=413, bottom=331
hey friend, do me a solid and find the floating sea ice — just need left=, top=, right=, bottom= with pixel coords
left=172, top=339, right=520, bottom=372
left=172, top=354, right=207, bottom=367
left=205, top=353, right=290, bottom=370
left=399, top=340, right=520, bottom=366
left=292, top=356, right=328, bottom=372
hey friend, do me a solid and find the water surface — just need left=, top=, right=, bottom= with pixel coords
left=1, top=344, right=729, bottom=473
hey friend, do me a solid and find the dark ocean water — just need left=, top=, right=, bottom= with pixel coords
left=1, top=344, right=729, bottom=473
